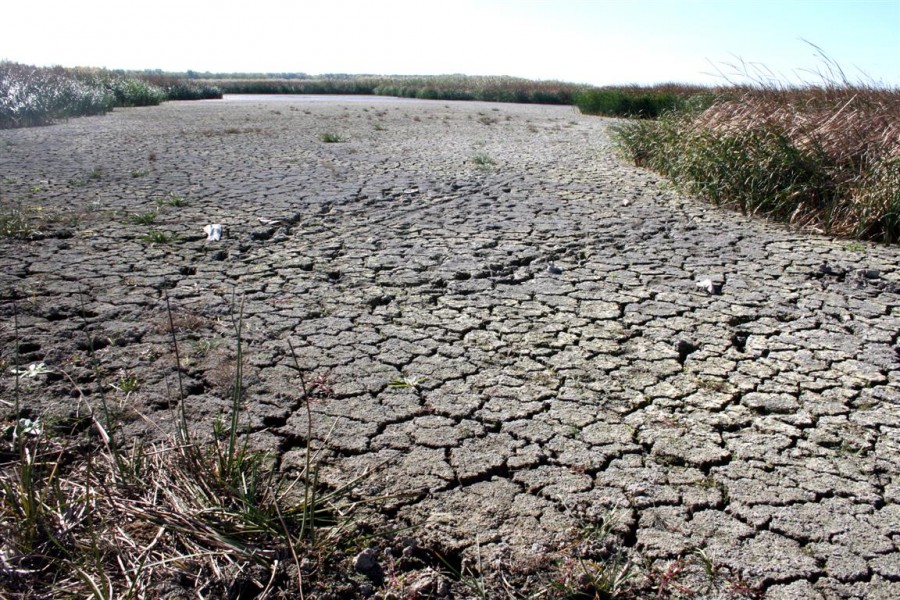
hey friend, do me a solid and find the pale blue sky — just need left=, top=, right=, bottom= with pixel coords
left=2, top=0, right=897, bottom=86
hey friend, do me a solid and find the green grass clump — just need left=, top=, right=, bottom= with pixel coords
left=471, top=152, right=496, bottom=170
left=613, top=83, right=900, bottom=242
left=0, top=202, right=33, bottom=238
left=574, top=85, right=713, bottom=118
left=129, top=211, right=157, bottom=225
left=141, top=229, right=174, bottom=244
left=156, top=193, right=187, bottom=207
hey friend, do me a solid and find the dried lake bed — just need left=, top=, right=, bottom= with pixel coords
left=1, top=96, right=899, bottom=597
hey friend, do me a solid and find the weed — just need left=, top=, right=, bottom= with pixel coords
left=389, top=376, right=421, bottom=390
left=190, top=338, right=223, bottom=357
left=471, top=152, right=496, bottom=170
left=129, top=211, right=157, bottom=225
left=156, top=193, right=187, bottom=208
left=0, top=202, right=34, bottom=238
left=319, top=132, right=345, bottom=143
left=141, top=230, right=174, bottom=244
left=111, top=373, right=139, bottom=393
left=550, top=509, right=637, bottom=599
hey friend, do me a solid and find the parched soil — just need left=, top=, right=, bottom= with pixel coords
left=1, top=97, right=899, bottom=598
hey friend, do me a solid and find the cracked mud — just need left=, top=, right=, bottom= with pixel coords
left=1, top=97, right=899, bottom=598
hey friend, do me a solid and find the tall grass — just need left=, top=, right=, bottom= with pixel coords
left=208, top=74, right=582, bottom=105
left=575, top=84, right=715, bottom=118
left=0, top=62, right=221, bottom=129
left=613, top=81, right=900, bottom=242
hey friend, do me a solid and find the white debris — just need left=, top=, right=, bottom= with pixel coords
left=696, top=278, right=717, bottom=294
left=203, top=224, right=223, bottom=241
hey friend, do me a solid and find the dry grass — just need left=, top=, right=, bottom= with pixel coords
left=0, top=298, right=378, bottom=599
left=614, top=80, right=900, bottom=242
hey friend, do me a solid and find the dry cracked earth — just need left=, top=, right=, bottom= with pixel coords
left=1, top=97, right=899, bottom=598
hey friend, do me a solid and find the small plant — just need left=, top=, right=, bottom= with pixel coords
left=471, top=152, right=495, bottom=170
left=191, top=338, right=223, bottom=357
left=111, top=373, right=140, bottom=393
left=141, top=229, right=174, bottom=244
left=129, top=211, right=157, bottom=225
left=156, top=193, right=187, bottom=207
left=389, top=376, right=421, bottom=390
left=0, top=203, right=33, bottom=238
left=319, top=132, right=345, bottom=143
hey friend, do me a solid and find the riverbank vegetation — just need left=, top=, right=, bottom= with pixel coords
left=204, top=73, right=582, bottom=104
left=0, top=62, right=221, bottom=128
left=3, top=61, right=897, bottom=242
left=611, top=80, right=900, bottom=242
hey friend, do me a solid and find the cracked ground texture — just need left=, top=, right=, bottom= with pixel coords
left=1, top=97, right=899, bottom=598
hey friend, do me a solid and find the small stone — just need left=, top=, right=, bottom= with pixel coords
left=354, top=548, right=378, bottom=575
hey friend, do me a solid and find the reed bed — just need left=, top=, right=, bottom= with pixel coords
left=0, top=62, right=221, bottom=129
left=613, top=83, right=900, bottom=242
left=574, top=83, right=716, bottom=118
left=208, top=74, right=582, bottom=105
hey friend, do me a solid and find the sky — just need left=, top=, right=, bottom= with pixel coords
left=2, top=0, right=898, bottom=87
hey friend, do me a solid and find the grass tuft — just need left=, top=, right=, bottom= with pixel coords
left=471, top=152, right=496, bottom=171
left=0, top=202, right=34, bottom=238
left=319, top=132, right=345, bottom=143
left=141, top=230, right=174, bottom=244
left=155, top=193, right=187, bottom=208
left=129, top=211, right=157, bottom=225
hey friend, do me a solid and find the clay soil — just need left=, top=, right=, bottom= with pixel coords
left=1, top=97, right=899, bottom=598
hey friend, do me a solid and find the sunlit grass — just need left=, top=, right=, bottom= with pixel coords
left=1, top=62, right=221, bottom=129
left=613, top=80, right=900, bottom=242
